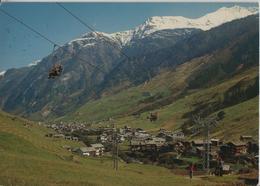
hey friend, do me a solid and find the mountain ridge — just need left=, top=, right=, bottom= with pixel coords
left=0, top=9, right=258, bottom=121
left=63, top=6, right=258, bottom=51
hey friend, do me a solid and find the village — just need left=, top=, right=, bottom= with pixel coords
left=43, top=121, right=258, bottom=180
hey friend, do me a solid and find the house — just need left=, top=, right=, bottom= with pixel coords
left=247, top=141, right=259, bottom=154
left=123, top=131, right=133, bottom=139
left=192, top=140, right=211, bottom=147
left=191, top=140, right=212, bottom=154
left=145, top=137, right=166, bottom=149
left=130, top=137, right=165, bottom=151
left=130, top=139, right=146, bottom=151
left=157, top=130, right=184, bottom=142
left=227, top=142, right=247, bottom=155
left=159, top=128, right=166, bottom=133
left=255, top=155, right=259, bottom=165
left=222, top=164, right=231, bottom=174
left=45, top=133, right=54, bottom=137
left=195, top=146, right=218, bottom=160
left=165, top=135, right=174, bottom=142
left=173, top=142, right=185, bottom=153
left=155, top=137, right=165, bottom=143
left=53, top=134, right=65, bottom=138
left=77, top=147, right=97, bottom=156
left=124, top=125, right=132, bottom=132
left=134, top=132, right=150, bottom=140
left=91, top=143, right=104, bottom=156
left=136, top=128, right=144, bottom=132
left=192, top=140, right=203, bottom=147
left=65, top=136, right=72, bottom=140
left=220, top=144, right=230, bottom=159
left=72, top=136, right=79, bottom=141
left=118, top=134, right=125, bottom=142
left=181, top=141, right=191, bottom=149
left=210, top=151, right=219, bottom=160
left=151, top=137, right=166, bottom=145
left=221, top=142, right=247, bottom=158
left=62, top=145, right=71, bottom=151
left=211, top=138, right=222, bottom=147
left=196, top=146, right=205, bottom=157
left=172, top=131, right=185, bottom=140
left=100, top=134, right=108, bottom=143
left=119, top=128, right=125, bottom=134
left=240, top=135, right=253, bottom=142
left=156, top=132, right=167, bottom=138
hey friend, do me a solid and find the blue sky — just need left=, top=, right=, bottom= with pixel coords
left=0, top=2, right=257, bottom=71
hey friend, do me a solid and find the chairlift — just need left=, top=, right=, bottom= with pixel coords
left=48, top=44, right=63, bottom=79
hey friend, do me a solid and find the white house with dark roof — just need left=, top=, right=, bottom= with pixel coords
left=77, top=147, right=96, bottom=156
left=91, top=143, right=104, bottom=156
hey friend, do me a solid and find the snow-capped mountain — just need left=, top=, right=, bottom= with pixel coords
left=0, top=10, right=258, bottom=120
left=28, top=60, right=41, bottom=67
left=0, top=71, right=6, bottom=77
left=67, top=6, right=258, bottom=47
left=68, top=30, right=134, bottom=50
left=132, top=5, right=258, bottom=38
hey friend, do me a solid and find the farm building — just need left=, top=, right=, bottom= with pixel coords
left=240, top=135, right=253, bottom=142
left=77, top=147, right=97, bottom=156
left=91, top=143, right=105, bottom=156
left=211, top=138, right=222, bottom=147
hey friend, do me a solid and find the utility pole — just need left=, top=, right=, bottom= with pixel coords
left=203, top=119, right=210, bottom=174
left=116, top=129, right=119, bottom=170
left=206, top=123, right=210, bottom=174
left=112, top=120, right=118, bottom=170
left=203, top=124, right=206, bottom=171
left=193, top=114, right=216, bottom=175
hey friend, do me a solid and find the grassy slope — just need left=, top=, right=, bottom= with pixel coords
left=65, top=54, right=258, bottom=141
left=62, top=55, right=207, bottom=122
left=0, top=111, right=241, bottom=186
left=211, top=96, right=258, bottom=141
left=114, top=67, right=258, bottom=141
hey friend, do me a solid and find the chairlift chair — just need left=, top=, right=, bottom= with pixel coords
left=48, top=44, right=63, bottom=79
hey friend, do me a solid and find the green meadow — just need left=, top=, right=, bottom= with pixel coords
left=63, top=62, right=258, bottom=141
left=0, top=110, right=242, bottom=186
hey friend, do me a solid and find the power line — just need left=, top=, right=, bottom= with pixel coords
left=0, top=8, right=57, bottom=46
left=56, top=2, right=130, bottom=60
left=56, top=2, right=141, bottom=89
left=0, top=8, right=106, bottom=73
left=1, top=5, right=177, bottom=96
left=111, top=120, right=119, bottom=170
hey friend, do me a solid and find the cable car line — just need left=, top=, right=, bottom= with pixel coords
left=0, top=8, right=106, bottom=74
left=56, top=2, right=131, bottom=60
left=55, top=2, right=140, bottom=85
left=1, top=7, right=168, bottom=88
left=0, top=8, right=57, bottom=46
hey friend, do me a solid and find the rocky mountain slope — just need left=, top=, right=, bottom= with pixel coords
left=0, top=6, right=258, bottom=121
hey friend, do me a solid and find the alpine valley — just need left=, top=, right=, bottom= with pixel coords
left=0, top=5, right=259, bottom=140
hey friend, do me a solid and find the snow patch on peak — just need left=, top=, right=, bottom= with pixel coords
left=0, top=71, right=6, bottom=76
left=68, top=6, right=258, bottom=47
left=86, top=31, right=134, bottom=46
left=134, top=6, right=258, bottom=38
left=69, top=30, right=134, bottom=48
left=109, top=30, right=134, bottom=46
left=83, top=42, right=96, bottom=47
left=197, top=5, right=258, bottom=29
left=28, top=60, right=41, bottom=67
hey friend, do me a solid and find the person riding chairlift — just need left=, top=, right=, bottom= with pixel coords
left=48, top=45, right=63, bottom=79
left=48, top=64, right=63, bottom=79
left=48, top=62, right=63, bottom=79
